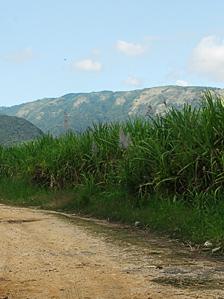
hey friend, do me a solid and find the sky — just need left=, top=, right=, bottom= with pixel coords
left=1, top=0, right=224, bottom=106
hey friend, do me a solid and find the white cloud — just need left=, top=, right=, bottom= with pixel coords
left=144, top=35, right=163, bottom=42
left=4, top=48, right=34, bottom=64
left=124, top=76, right=142, bottom=87
left=74, top=59, right=102, bottom=72
left=116, top=40, right=146, bottom=56
left=190, top=36, right=224, bottom=81
left=175, top=80, right=189, bottom=86
left=91, top=48, right=101, bottom=56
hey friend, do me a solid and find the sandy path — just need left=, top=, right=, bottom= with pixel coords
left=0, top=204, right=224, bottom=299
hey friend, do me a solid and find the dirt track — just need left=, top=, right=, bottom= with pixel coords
left=0, top=204, right=224, bottom=299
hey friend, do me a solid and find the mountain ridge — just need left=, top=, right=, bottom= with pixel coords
left=1, top=85, right=223, bottom=135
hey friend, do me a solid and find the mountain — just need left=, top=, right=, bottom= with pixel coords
left=0, top=115, right=44, bottom=146
left=1, top=86, right=223, bottom=135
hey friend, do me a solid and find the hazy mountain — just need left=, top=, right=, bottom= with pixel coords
left=0, top=115, right=44, bottom=146
left=1, top=86, right=223, bottom=135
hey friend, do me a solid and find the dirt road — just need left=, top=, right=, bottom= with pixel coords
left=0, top=204, right=224, bottom=299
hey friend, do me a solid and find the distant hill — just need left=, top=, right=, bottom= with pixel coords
left=0, top=115, right=44, bottom=146
left=1, top=86, right=223, bottom=135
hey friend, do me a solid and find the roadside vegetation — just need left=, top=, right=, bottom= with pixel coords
left=1, top=92, right=224, bottom=248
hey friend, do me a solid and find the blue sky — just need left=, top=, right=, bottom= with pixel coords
left=1, top=0, right=224, bottom=106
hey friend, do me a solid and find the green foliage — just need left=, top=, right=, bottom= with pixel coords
left=1, top=92, right=224, bottom=199
left=2, top=92, right=224, bottom=243
left=0, top=177, right=50, bottom=206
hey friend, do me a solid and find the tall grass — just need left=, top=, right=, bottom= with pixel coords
left=2, top=91, right=224, bottom=243
left=1, top=92, right=224, bottom=200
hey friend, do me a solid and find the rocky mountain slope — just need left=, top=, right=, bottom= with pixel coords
left=0, top=115, right=44, bottom=146
left=1, top=86, right=223, bottom=135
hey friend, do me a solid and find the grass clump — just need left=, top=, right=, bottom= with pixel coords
left=1, top=91, right=224, bottom=245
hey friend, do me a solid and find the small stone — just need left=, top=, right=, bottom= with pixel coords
left=204, top=241, right=213, bottom=248
left=134, top=221, right=141, bottom=227
left=212, top=247, right=221, bottom=253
